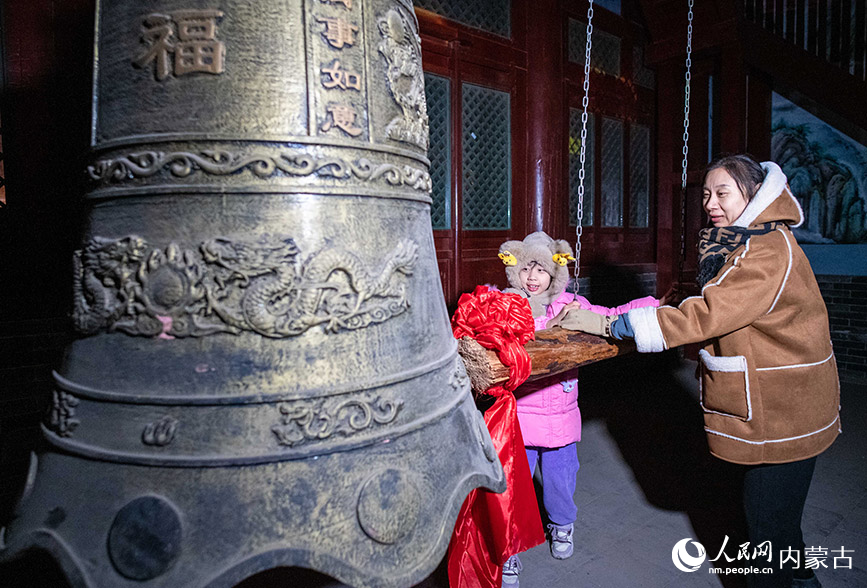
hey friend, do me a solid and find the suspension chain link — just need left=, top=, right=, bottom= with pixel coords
left=574, top=0, right=594, bottom=288
left=677, top=0, right=694, bottom=285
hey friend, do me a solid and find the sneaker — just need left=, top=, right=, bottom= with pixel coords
left=548, top=523, right=574, bottom=559
left=501, top=554, right=522, bottom=587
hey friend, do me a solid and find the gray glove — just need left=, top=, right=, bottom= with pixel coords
left=553, top=308, right=613, bottom=337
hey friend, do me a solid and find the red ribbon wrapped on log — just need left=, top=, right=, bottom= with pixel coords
left=447, top=286, right=545, bottom=588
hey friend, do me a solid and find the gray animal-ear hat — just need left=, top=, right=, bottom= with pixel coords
left=498, top=231, right=574, bottom=307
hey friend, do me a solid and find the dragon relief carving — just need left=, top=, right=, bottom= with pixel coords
left=73, top=235, right=418, bottom=338
left=377, top=7, right=429, bottom=151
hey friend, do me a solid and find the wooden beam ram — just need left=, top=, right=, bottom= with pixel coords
left=457, top=327, right=635, bottom=394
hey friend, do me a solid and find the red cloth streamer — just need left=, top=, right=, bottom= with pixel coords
left=447, top=286, right=545, bottom=588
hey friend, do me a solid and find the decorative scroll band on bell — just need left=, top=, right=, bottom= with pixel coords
left=39, top=390, right=464, bottom=467
left=42, top=355, right=466, bottom=467
left=271, top=395, right=403, bottom=447
left=73, top=235, right=419, bottom=338
left=86, top=148, right=433, bottom=193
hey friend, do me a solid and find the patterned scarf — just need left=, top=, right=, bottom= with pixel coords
left=696, top=222, right=784, bottom=287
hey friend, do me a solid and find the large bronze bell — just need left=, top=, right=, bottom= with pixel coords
left=0, top=1, right=504, bottom=586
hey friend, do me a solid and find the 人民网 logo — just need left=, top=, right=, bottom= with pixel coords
left=672, top=538, right=707, bottom=572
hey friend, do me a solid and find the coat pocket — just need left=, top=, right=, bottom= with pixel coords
left=699, top=349, right=752, bottom=421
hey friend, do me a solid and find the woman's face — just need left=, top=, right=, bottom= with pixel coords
left=518, top=263, right=551, bottom=295
left=702, top=168, right=751, bottom=227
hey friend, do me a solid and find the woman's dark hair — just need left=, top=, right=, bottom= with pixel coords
left=703, top=153, right=766, bottom=201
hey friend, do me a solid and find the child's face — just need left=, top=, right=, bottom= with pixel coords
left=518, top=263, right=551, bottom=295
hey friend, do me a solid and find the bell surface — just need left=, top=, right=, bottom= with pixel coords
left=0, top=1, right=504, bottom=586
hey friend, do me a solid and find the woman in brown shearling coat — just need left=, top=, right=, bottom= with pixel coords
left=567, top=154, right=839, bottom=588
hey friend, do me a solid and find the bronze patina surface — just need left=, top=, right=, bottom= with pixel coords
left=0, top=1, right=503, bottom=586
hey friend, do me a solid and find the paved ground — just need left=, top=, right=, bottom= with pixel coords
left=508, top=353, right=867, bottom=588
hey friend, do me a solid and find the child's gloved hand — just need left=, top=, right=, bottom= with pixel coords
left=549, top=300, right=584, bottom=326
left=553, top=308, right=613, bottom=337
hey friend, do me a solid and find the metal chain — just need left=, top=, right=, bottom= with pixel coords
left=573, top=0, right=594, bottom=288
left=677, top=0, right=694, bottom=285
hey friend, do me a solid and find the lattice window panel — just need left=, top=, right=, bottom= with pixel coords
left=601, top=117, right=623, bottom=227
left=568, top=19, right=621, bottom=76
left=461, top=83, right=511, bottom=230
left=567, top=19, right=587, bottom=65
left=424, top=73, right=451, bottom=230
left=413, top=0, right=511, bottom=38
left=568, top=108, right=595, bottom=227
left=629, top=124, right=650, bottom=228
left=633, top=46, right=656, bottom=89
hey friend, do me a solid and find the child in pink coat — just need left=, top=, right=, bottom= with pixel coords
left=497, top=232, right=658, bottom=587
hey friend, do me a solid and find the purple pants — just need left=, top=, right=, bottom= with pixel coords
left=525, top=443, right=579, bottom=526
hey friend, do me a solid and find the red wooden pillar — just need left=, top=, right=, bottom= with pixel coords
left=654, top=59, right=679, bottom=294
left=524, top=0, right=563, bottom=233
left=719, top=43, right=748, bottom=153
left=746, top=68, right=773, bottom=160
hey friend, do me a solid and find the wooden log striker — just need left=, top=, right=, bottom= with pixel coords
left=458, top=327, right=635, bottom=394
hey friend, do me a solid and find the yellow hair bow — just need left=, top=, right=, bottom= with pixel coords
left=498, top=251, right=517, bottom=266
left=552, top=253, right=575, bottom=266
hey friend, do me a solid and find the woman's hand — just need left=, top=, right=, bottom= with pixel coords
left=659, top=285, right=685, bottom=307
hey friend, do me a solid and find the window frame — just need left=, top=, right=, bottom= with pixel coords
left=560, top=6, right=657, bottom=269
